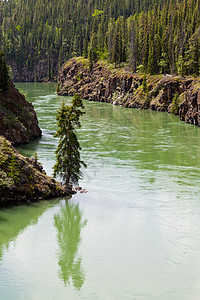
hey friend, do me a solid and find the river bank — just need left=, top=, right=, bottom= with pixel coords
left=57, top=57, right=200, bottom=127
left=0, top=136, right=69, bottom=206
left=2, top=82, right=200, bottom=299
left=0, top=81, right=75, bottom=205
left=0, top=81, right=42, bottom=144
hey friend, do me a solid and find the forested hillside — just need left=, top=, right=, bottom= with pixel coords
left=0, top=0, right=199, bottom=80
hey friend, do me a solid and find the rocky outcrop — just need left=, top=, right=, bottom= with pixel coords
left=180, top=89, right=200, bottom=126
left=0, top=136, right=74, bottom=206
left=0, top=80, right=42, bottom=144
left=57, top=58, right=200, bottom=126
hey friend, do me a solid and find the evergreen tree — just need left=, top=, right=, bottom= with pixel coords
left=53, top=94, right=86, bottom=191
left=185, top=31, right=200, bottom=76
left=128, top=19, right=138, bottom=72
left=88, top=32, right=98, bottom=64
left=148, top=39, right=158, bottom=74
left=1, top=0, right=200, bottom=78
left=107, top=18, right=115, bottom=62
left=0, top=52, right=10, bottom=92
left=112, top=23, right=120, bottom=68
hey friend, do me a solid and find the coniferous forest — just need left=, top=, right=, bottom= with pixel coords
left=0, top=0, right=200, bottom=79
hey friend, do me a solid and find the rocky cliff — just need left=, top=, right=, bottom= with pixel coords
left=0, top=81, right=42, bottom=144
left=0, top=136, right=74, bottom=206
left=57, top=58, right=200, bottom=126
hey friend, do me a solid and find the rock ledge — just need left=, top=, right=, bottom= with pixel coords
left=0, top=137, right=74, bottom=206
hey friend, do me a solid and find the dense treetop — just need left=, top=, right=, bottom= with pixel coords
left=0, top=0, right=199, bottom=78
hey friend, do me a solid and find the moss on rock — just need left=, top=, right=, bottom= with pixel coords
left=0, top=136, right=74, bottom=206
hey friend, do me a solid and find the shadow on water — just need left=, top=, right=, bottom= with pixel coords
left=54, top=201, right=87, bottom=290
left=0, top=198, right=65, bottom=261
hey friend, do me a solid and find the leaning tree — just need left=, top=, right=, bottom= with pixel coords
left=53, top=93, right=86, bottom=192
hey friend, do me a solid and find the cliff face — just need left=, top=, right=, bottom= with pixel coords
left=0, top=136, right=71, bottom=205
left=179, top=88, right=200, bottom=126
left=0, top=81, right=42, bottom=144
left=57, top=58, right=200, bottom=126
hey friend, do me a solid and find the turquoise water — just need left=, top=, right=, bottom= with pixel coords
left=1, top=82, right=200, bottom=299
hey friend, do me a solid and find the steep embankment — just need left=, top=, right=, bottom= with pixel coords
left=0, top=81, right=42, bottom=144
left=0, top=81, right=75, bottom=205
left=57, top=58, right=200, bottom=126
left=0, top=136, right=70, bottom=205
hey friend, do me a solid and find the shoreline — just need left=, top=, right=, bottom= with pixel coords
left=57, top=57, right=200, bottom=128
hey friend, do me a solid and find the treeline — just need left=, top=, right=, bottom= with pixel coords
left=0, top=0, right=199, bottom=78
left=0, top=0, right=166, bottom=79
left=89, top=0, right=200, bottom=76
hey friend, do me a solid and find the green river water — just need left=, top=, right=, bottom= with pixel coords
left=1, top=82, right=200, bottom=299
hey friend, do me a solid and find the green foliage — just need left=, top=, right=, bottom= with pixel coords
left=170, top=92, right=180, bottom=115
left=88, top=33, right=98, bottom=63
left=18, top=88, right=27, bottom=97
left=1, top=0, right=200, bottom=77
left=0, top=0, right=168, bottom=79
left=142, top=75, right=148, bottom=92
left=137, top=64, right=144, bottom=73
left=0, top=170, right=14, bottom=188
left=53, top=94, right=86, bottom=189
left=32, top=152, right=42, bottom=165
left=0, top=138, right=20, bottom=184
left=92, top=9, right=104, bottom=18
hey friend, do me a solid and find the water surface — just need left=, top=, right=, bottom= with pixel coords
left=1, top=82, right=200, bottom=299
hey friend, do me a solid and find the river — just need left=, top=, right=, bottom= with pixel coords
left=1, top=82, right=200, bottom=299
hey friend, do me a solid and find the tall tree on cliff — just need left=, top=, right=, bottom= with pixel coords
left=128, top=19, right=138, bottom=72
left=53, top=94, right=86, bottom=191
left=88, top=32, right=98, bottom=65
left=185, top=30, right=200, bottom=76
left=112, top=22, right=120, bottom=68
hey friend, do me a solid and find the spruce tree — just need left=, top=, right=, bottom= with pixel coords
left=53, top=94, right=86, bottom=191
left=147, top=40, right=157, bottom=75
left=88, top=32, right=98, bottom=63
left=185, top=32, right=200, bottom=76
left=128, top=19, right=137, bottom=72
left=112, top=24, right=120, bottom=68
left=0, top=52, right=9, bottom=92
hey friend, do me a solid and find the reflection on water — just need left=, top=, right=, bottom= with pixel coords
left=1, top=82, right=199, bottom=299
left=0, top=201, right=55, bottom=261
left=54, top=201, right=87, bottom=290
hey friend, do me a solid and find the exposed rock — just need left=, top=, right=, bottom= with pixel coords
left=180, top=89, right=200, bottom=126
left=0, top=80, right=42, bottom=144
left=57, top=58, right=200, bottom=127
left=0, top=136, right=75, bottom=206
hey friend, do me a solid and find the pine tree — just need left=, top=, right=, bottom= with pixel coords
left=185, top=31, right=200, bottom=76
left=112, top=23, right=120, bottom=68
left=0, top=52, right=10, bottom=92
left=53, top=94, right=86, bottom=191
left=147, top=39, right=157, bottom=75
left=128, top=19, right=138, bottom=72
left=107, top=18, right=115, bottom=62
left=1, top=0, right=200, bottom=78
left=88, top=32, right=98, bottom=63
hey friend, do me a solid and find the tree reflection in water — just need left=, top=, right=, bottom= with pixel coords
left=54, top=201, right=87, bottom=290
